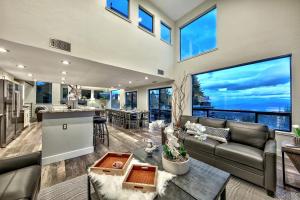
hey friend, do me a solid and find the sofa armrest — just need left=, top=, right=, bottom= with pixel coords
left=0, top=151, right=42, bottom=174
left=263, top=140, right=277, bottom=193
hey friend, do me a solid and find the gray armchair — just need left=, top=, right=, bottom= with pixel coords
left=0, top=151, right=41, bottom=200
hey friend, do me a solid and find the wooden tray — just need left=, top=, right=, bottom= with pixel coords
left=90, top=152, right=133, bottom=176
left=122, top=164, right=158, bottom=193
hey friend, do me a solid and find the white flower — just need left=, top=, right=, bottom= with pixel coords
left=293, top=125, right=299, bottom=128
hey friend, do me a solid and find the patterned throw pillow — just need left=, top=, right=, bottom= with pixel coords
left=203, top=126, right=230, bottom=143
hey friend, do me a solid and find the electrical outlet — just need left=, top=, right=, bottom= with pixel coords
left=63, top=124, right=67, bottom=130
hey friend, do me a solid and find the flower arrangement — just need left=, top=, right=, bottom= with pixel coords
left=293, top=125, right=300, bottom=137
left=163, top=126, right=188, bottom=162
left=185, top=121, right=207, bottom=141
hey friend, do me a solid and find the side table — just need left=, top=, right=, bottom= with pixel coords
left=282, top=143, right=300, bottom=190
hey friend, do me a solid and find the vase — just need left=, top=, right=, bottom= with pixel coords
left=294, top=136, right=300, bottom=145
left=162, top=153, right=190, bottom=175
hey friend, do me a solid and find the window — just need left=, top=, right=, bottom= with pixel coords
left=139, top=6, right=154, bottom=33
left=94, top=90, right=110, bottom=100
left=125, top=91, right=137, bottom=110
left=160, top=22, right=171, bottom=44
left=111, top=90, right=120, bottom=109
left=81, top=90, right=91, bottom=99
left=149, top=87, right=172, bottom=123
left=60, top=84, right=68, bottom=104
left=180, top=7, right=217, bottom=61
left=192, top=56, right=292, bottom=131
left=107, top=0, right=129, bottom=19
left=36, top=82, right=52, bottom=104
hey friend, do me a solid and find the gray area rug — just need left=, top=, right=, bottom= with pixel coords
left=39, top=174, right=300, bottom=200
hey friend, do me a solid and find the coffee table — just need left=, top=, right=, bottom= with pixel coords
left=88, top=147, right=230, bottom=200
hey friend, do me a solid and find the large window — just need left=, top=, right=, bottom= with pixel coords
left=60, top=84, right=68, bottom=104
left=139, top=6, right=154, bottom=33
left=180, top=7, right=217, bottom=61
left=94, top=90, right=110, bottom=100
left=111, top=90, right=120, bottom=109
left=125, top=91, right=137, bottom=110
left=107, top=0, right=129, bottom=19
left=192, top=56, right=292, bottom=131
left=36, top=82, right=52, bottom=104
left=81, top=90, right=91, bottom=99
left=161, top=22, right=171, bottom=44
left=149, top=87, right=172, bottom=123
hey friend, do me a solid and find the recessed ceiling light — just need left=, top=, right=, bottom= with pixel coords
left=17, top=64, right=26, bottom=69
left=27, top=73, right=32, bottom=77
left=61, top=81, right=65, bottom=84
left=0, top=47, right=9, bottom=53
left=118, top=84, right=121, bottom=87
left=61, top=60, right=71, bottom=65
left=145, top=76, right=148, bottom=80
left=129, top=81, right=132, bottom=84
left=61, top=77, right=66, bottom=81
left=62, top=71, right=67, bottom=75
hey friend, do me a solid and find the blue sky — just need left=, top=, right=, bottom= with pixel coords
left=139, top=7, right=153, bottom=32
left=181, top=8, right=217, bottom=60
left=194, top=57, right=291, bottom=112
left=161, top=22, right=171, bottom=43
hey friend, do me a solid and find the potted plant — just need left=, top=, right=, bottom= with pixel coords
left=162, top=126, right=190, bottom=175
left=292, top=125, right=300, bottom=144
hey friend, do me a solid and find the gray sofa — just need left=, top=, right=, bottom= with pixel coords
left=0, top=151, right=41, bottom=200
left=174, top=116, right=277, bottom=196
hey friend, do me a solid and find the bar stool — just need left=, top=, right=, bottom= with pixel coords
left=141, top=111, right=149, bottom=128
left=94, top=116, right=109, bottom=147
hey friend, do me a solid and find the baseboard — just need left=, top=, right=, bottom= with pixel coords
left=42, top=146, right=94, bottom=165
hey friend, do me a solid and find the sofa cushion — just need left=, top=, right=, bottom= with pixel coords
left=0, top=165, right=41, bottom=200
left=226, top=121, right=269, bottom=149
left=180, top=115, right=198, bottom=129
left=198, top=117, right=226, bottom=128
left=215, top=142, right=264, bottom=170
left=184, top=136, right=220, bottom=154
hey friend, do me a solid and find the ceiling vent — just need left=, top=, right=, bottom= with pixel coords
left=157, top=69, right=164, bottom=76
left=49, top=38, right=71, bottom=52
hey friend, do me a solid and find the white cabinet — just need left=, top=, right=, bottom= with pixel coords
left=24, top=108, right=30, bottom=127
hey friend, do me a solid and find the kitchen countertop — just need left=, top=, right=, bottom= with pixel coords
left=39, top=108, right=103, bottom=114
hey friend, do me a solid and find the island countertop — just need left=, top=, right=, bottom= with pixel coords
left=39, top=108, right=103, bottom=114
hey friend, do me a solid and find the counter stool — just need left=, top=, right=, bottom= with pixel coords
left=94, top=116, right=109, bottom=147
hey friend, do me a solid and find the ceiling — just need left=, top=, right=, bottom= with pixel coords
left=0, top=39, right=172, bottom=89
left=151, top=0, right=206, bottom=21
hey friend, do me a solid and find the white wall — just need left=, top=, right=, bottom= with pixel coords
left=174, top=0, right=300, bottom=126
left=0, top=0, right=175, bottom=78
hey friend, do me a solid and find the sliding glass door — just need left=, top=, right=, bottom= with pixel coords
left=125, top=91, right=137, bottom=110
left=111, top=90, right=120, bottom=109
left=149, top=87, right=172, bottom=123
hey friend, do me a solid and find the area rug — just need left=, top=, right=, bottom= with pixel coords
left=89, top=159, right=176, bottom=200
left=39, top=174, right=300, bottom=200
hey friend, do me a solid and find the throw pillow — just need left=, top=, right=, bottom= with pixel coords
left=203, top=126, right=230, bottom=143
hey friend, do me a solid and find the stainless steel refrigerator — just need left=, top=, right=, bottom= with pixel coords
left=0, top=80, right=21, bottom=148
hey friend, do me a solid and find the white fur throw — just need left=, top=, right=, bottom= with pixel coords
left=89, top=159, right=175, bottom=200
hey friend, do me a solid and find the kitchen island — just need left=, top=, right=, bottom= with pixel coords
left=41, top=108, right=100, bottom=165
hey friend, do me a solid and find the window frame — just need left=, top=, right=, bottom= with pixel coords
left=36, top=82, right=52, bottom=104
left=106, top=0, right=131, bottom=22
left=81, top=89, right=91, bottom=100
left=111, top=90, right=121, bottom=109
left=125, top=91, right=137, bottom=109
left=179, top=6, right=217, bottom=61
left=148, top=87, right=173, bottom=123
left=191, top=54, right=293, bottom=132
left=138, top=5, right=154, bottom=34
left=160, top=21, right=171, bottom=45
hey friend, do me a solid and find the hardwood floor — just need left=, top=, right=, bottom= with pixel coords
left=0, top=122, right=299, bottom=195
